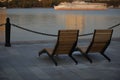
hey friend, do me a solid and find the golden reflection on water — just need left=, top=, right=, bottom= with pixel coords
left=0, top=8, right=6, bottom=42
left=65, top=14, right=85, bottom=33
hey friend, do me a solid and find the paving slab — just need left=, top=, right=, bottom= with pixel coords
left=0, top=40, right=120, bottom=80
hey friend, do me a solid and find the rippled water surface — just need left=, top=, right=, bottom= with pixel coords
left=1, top=8, right=120, bottom=42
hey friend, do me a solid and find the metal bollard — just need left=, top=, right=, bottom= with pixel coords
left=5, top=17, right=11, bottom=47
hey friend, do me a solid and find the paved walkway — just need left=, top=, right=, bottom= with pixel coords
left=0, top=39, right=120, bottom=80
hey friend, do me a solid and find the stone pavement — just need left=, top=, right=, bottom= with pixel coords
left=0, top=39, right=120, bottom=80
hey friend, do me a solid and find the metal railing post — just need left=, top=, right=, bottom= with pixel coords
left=5, top=17, right=11, bottom=47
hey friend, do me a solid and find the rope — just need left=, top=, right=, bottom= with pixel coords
left=79, top=33, right=93, bottom=37
left=12, top=23, right=93, bottom=37
left=108, top=23, right=120, bottom=29
left=12, top=23, right=120, bottom=37
left=11, top=23, right=120, bottom=37
left=11, top=24, right=57, bottom=37
left=0, top=23, right=5, bottom=27
left=78, top=23, right=120, bottom=36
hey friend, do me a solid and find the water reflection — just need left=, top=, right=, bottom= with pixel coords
left=65, top=14, right=84, bottom=33
left=0, top=8, right=6, bottom=42
left=0, top=8, right=6, bottom=30
left=1, top=8, right=119, bottom=42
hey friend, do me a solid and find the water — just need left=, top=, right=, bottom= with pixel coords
left=1, top=8, right=120, bottom=42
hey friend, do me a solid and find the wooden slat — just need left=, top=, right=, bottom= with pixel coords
left=89, top=29, right=113, bottom=52
left=94, top=30, right=112, bottom=42
left=95, top=29, right=112, bottom=33
left=90, top=43, right=106, bottom=52
left=54, top=30, right=78, bottom=55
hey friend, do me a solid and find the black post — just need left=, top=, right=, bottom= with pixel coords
left=5, top=17, right=11, bottom=47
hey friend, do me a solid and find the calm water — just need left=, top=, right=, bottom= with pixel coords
left=1, top=8, right=120, bottom=42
